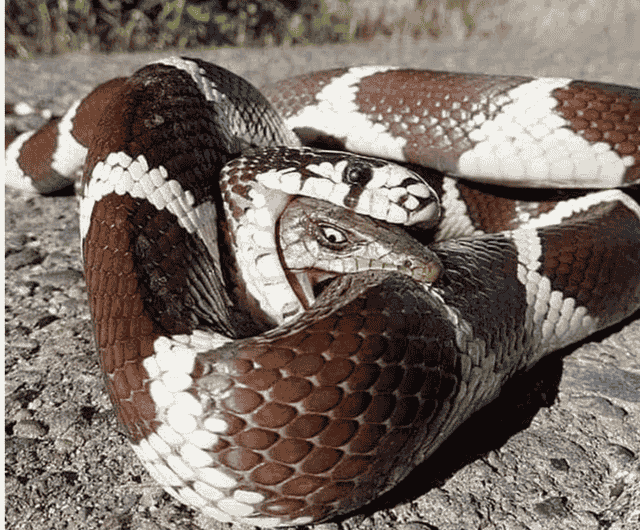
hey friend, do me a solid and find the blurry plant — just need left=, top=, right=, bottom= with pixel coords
left=5, top=0, right=508, bottom=57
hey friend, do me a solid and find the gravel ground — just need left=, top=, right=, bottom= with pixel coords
left=5, top=21, right=640, bottom=530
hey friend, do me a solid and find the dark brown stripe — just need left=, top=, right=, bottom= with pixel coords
left=84, top=63, right=232, bottom=208
left=456, top=181, right=561, bottom=233
left=83, top=193, right=159, bottom=443
left=71, top=77, right=128, bottom=147
left=354, top=70, right=531, bottom=172
left=261, top=67, right=350, bottom=119
left=554, top=81, right=640, bottom=185
left=539, top=198, right=640, bottom=323
left=17, top=118, right=59, bottom=181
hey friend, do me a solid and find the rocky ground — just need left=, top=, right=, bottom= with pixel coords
left=5, top=22, right=640, bottom=530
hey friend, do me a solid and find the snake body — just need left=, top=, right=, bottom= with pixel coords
left=5, top=56, right=640, bottom=526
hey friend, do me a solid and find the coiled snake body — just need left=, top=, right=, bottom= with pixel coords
left=5, top=56, right=640, bottom=526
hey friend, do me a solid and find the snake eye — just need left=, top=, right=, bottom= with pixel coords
left=343, top=160, right=373, bottom=185
left=317, top=223, right=348, bottom=248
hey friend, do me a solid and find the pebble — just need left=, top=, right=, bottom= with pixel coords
left=14, top=419, right=47, bottom=438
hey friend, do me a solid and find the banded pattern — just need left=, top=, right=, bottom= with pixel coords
left=263, top=67, right=640, bottom=187
left=4, top=57, right=640, bottom=527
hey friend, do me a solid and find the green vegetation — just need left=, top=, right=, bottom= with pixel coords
left=8, top=1, right=631, bottom=59
left=6, top=0, right=492, bottom=57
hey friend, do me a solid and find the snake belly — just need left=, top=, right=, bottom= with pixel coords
left=4, top=57, right=640, bottom=527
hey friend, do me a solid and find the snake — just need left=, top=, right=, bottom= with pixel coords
left=5, top=56, right=640, bottom=527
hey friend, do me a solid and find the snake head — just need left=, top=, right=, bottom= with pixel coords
left=278, top=196, right=442, bottom=309
left=220, top=146, right=443, bottom=326
left=227, top=146, right=442, bottom=228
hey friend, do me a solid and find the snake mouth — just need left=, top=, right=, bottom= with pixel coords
left=286, top=269, right=340, bottom=310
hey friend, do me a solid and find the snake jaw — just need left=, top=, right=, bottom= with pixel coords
left=286, top=255, right=442, bottom=313
left=278, top=196, right=444, bottom=314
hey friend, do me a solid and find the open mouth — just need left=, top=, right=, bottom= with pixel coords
left=285, top=269, right=340, bottom=310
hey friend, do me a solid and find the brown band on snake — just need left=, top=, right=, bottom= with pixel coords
left=554, top=80, right=640, bottom=185
left=15, top=117, right=67, bottom=190
left=261, top=67, right=351, bottom=119
left=83, top=192, right=160, bottom=443
left=452, top=181, right=561, bottom=233
left=194, top=271, right=467, bottom=522
left=73, top=77, right=129, bottom=147
left=352, top=70, right=530, bottom=172
left=538, top=198, right=640, bottom=321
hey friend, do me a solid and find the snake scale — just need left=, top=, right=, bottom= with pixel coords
left=5, top=56, right=640, bottom=526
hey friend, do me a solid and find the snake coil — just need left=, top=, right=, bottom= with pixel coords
left=5, top=56, right=640, bottom=526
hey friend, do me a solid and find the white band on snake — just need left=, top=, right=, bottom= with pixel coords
left=5, top=56, right=640, bottom=527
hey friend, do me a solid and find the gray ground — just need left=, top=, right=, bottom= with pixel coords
left=5, top=22, right=640, bottom=530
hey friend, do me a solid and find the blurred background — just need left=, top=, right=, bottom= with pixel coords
left=6, top=0, right=640, bottom=58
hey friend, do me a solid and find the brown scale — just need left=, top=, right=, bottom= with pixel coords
left=353, top=70, right=530, bottom=172
left=539, top=199, right=640, bottom=323
left=194, top=273, right=463, bottom=522
left=231, top=182, right=252, bottom=202
left=553, top=81, right=640, bottom=184
left=455, top=182, right=561, bottom=233
left=72, top=77, right=128, bottom=146
left=15, top=117, right=63, bottom=186
left=261, top=68, right=350, bottom=119
left=83, top=193, right=159, bottom=443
